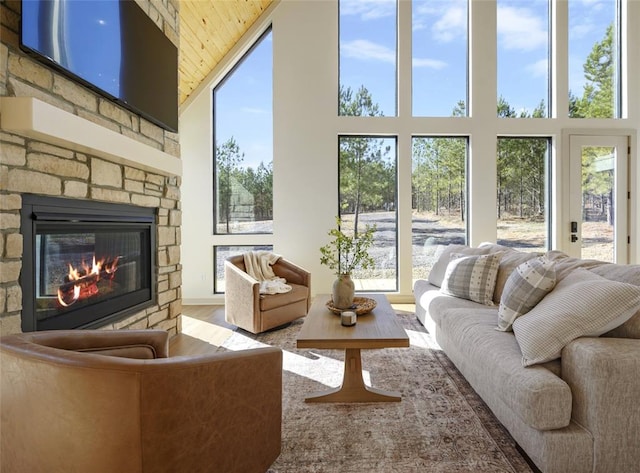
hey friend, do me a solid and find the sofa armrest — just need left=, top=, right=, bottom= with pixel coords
left=562, top=337, right=640, bottom=472
left=4, top=329, right=170, bottom=359
left=224, top=260, right=261, bottom=331
left=139, top=347, right=283, bottom=473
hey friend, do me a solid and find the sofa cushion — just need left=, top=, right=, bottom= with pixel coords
left=76, top=344, right=159, bottom=359
left=441, top=253, right=502, bottom=305
left=415, top=280, right=491, bottom=328
left=438, top=308, right=572, bottom=431
left=497, top=257, right=557, bottom=331
left=259, top=283, right=309, bottom=311
left=591, top=263, right=640, bottom=339
left=544, top=250, right=607, bottom=280
left=428, top=244, right=492, bottom=287
left=513, top=269, right=640, bottom=366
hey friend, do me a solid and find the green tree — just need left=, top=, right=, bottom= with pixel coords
left=570, top=23, right=615, bottom=118
left=581, top=147, right=614, bottom=224
left=568, top=25, right=616, bottom=222
left=412, top=137, right=466, bottom=220
left=338, top=85, right=393, bottom=237
left=498, top=137, right=547, bottom=219
left=215, top=137, right=244, bottom=233
left=339, top=85, right=384, bottom=117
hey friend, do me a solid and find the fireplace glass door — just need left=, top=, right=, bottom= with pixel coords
left=35, top=225, right=151, bottom=323
left=21, top=195, right=156, bottom=331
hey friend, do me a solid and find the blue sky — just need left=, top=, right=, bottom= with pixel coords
left=340, top=0, right=615, bottom=116
left=216, top=0, right=616, bottom=167
left=215, top=31, right=273, bottom=170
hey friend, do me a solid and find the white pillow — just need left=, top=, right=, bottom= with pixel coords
left=513, top=268, right=640, bottom=366
left=441, top=253, right=502, bottom=306
left=428, top=244, right=492, bottom=287
left=497, top=257, right=557, bottom=332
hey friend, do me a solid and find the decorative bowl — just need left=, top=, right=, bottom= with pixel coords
left=326, top=297, right=377, bottom=315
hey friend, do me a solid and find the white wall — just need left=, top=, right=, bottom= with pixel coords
left=179, top=88, right=214, bottom=303
left=272, top=1, right=340, bottom=289
left=180, top=0, right=640, bottom=305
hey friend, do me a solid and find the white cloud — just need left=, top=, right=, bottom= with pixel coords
left=526, top=58, right=548, bottom=78
left=340, top=39, right=447, bottom=69
left=497, top=5, right=548, bottom=51
left=570, top=23, right=595, bottom=40
left=341, top=39, right=395, bottom=64
left=569, top=0, right=610, bottom=39
left=432, top=6, right=466, bottom=43
left=340, top=0, right=395, bottom=21
left=412, top=0, right=467, bottom=43
left=412, top=57, right=447, bottom=70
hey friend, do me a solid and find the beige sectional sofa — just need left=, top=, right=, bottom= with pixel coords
left=413, top=243, right=640, bottom=473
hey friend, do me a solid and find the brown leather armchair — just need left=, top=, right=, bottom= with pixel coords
left=225, top=254, right=311, bottom=334
left=0, top=329, right=282, bottom=473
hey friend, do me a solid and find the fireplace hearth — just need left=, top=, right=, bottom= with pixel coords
left=20, top=195, right=157, bottom=331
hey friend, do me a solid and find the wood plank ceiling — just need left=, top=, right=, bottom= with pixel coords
left=179, top=0, right=273, bottom=105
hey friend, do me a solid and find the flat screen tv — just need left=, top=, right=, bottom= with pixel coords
left=20, top=0, right=178, bottom=132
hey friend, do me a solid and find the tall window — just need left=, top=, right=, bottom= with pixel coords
left=339, top=136, right=397, bottom=291
left=339, top=0, right=397, bottom=116
left=412, top=0, right=468, bottom=117
left=496, top=137, right=550, bottom=252
left=412, top=137, right=467, bottom=282
left=497, top=0, right=550, bottom=118
left=568, top=0, right=620, bottom=118
left=213, top=29, right=273, bottom=234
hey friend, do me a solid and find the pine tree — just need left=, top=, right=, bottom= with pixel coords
left=570, top=23, right=615, bottom=118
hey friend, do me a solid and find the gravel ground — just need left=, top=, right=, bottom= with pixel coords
left=215, top=211, right=615, bottom=286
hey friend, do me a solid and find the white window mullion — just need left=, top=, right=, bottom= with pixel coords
left=396, top=0, right=413, bottom=298
left=552, top=0, right=569, bottom=118
left=468, top=0, right=498, bottom=245
left=397, top=0, right=412, bottom=119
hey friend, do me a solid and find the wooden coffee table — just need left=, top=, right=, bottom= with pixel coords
left=296, top=293, right=409, bottom=403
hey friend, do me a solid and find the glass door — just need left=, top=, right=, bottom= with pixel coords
left=569, top=135, right=629, bottom=263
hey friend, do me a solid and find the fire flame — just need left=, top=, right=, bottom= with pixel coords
left=57, top=255, right=119, bottom=307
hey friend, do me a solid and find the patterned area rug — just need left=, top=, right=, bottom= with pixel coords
left=218, top=311, right=535, bottom=473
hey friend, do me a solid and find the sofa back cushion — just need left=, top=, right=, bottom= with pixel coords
left=428, top=244, right=492, bottom=287
left=591, top=263, right=640, bottom=339
left=513, top=268, right=640, bottom=366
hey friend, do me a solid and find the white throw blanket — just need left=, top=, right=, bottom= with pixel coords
left=243, top=251, right=292, bottom=295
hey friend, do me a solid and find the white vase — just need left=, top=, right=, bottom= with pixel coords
left=332, top=273, right=355, bottom=309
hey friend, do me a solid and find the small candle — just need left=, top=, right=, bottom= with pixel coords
left=341, top=311, right=356, bottom=326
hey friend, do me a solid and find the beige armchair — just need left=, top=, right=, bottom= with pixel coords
left=0, top=329, right=282, bottom=473
left=225, top=254, right=311, bottom=334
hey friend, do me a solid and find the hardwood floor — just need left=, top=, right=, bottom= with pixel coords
left=169, top=305, right=229, bottom=356
left=170, top=302, right=416, bottom=357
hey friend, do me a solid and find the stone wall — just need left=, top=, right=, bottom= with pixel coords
left=0, top=0, right=182, bottom=336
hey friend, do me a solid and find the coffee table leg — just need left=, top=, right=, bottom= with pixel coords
left=304, top=348, right=402, bottom=403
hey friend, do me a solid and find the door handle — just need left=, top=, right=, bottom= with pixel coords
left=571, top=234, right=578, bottom=243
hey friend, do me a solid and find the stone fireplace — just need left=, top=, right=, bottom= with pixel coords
left=0, top=0, right=182, bottom=337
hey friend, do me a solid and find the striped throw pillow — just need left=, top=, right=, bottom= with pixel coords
left=496, top=257, right=557, bottom=332
left=513, top=268, right=640, bottom=366
left=441, top=253, right=502, bottom=305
